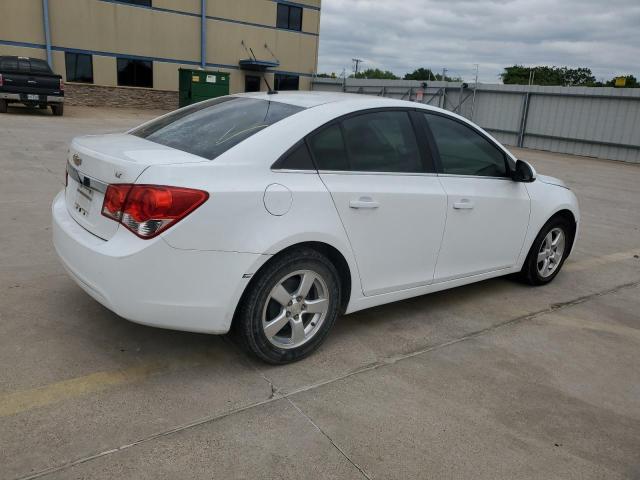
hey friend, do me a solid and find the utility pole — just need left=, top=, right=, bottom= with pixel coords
left=441, top=68, right=447, bottom=82
left=352, top=58, right=363, bottom=76
left=471, top=64, right=479, bottom=120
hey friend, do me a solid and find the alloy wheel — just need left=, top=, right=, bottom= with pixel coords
left=261, top=270, right=330, bottom=349
left=536, top=227, right=566, bottom=278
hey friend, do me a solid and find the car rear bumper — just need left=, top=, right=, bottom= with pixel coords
left=1, top=92, right=64, bottom=103
left=52, top=190, right=264, bottom=334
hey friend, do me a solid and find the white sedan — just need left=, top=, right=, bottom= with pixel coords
left=52, top=92, right=579, bottom=364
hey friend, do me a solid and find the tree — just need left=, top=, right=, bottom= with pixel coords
left=404, top=68, right=436, bottom=80
left=404, top=68, right=461, bottom=82
left=605, top=75, right=639, bottom=88
left=501, top=65, right=596, bottom=86
left=315, top=72, right=337, bottom=79
left=351, top=68, right=399, bottom=80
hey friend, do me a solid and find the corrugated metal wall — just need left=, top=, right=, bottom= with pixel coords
left=312, top=78, right=640, bottom=163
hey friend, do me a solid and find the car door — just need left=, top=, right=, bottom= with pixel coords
left=308, top=109, right=447, bottom=296
left=421, top=112, right=530, bottom=282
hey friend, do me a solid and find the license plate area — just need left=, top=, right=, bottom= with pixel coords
left=74, top=185, right=94, bottom=217
left=26, top=94, right=40, bottom=101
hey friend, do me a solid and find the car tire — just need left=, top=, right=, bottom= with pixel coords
left=520, top=216, right=573, bottom=285
left=235, top=248, right=341, bottom=364
left=51, top=104, right=64, bottom=116
left=0, top=100, right=7, bottom=113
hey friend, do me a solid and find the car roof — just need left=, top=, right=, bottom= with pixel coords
left=233, top=90, right=405, bottom=109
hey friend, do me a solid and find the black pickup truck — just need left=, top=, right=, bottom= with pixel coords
left=0, top=56, right=64, bottom=116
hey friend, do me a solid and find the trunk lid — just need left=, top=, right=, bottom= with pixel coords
left=65, top=133, right=207, bottom=240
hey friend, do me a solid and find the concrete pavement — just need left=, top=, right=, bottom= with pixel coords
left=0, top=105, right=639, bottom=479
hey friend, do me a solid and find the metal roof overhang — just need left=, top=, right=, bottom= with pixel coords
left=239, top=59, right=280, bottom=71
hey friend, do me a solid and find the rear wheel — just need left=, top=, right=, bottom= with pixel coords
left=520, top=217, right=572, bottom=285
left=0, top=100, right=7, bottom=113
left=235, top=248, right=341, bottom=364
left=51, top=104, right=64, bottom=116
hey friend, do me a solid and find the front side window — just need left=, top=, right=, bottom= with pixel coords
left=276, top=4, right=303, bottom=31
left=425, top=113, right=508, bottom=177
left=117, top=58, right=153, bottom=88
left=132, top=97, right=305, bottom=160
left=342, top=111, right=423, bottom=173
left=274, top=74, right=299, bottom=91
left=65, top=52, right=93, bottom=83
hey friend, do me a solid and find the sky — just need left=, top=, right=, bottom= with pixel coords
left=316, top=0, right=640, bottom=83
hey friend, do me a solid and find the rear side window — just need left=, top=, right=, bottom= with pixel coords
left=273, top=142, right=315, bottom=170
left=425, top=113, right=507, bottom=177
left=132, top=97, right=305, bottom=160
left=342, top=111, right=422, bottom=173
left=308, top=124, right=348, bottom=171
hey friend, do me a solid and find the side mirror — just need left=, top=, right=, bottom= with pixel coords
left=512, top=159, right=536, bottom=182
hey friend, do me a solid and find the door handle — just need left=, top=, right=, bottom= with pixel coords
left=453, top=199, right=474, bottom=210
left=349, top=197, right=379, bottom=209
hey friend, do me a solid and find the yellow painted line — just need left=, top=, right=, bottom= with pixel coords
left=1, top=250, right=637, bottom=419
left=0, top=353, right=211, bottom=418
left=564, top=249, right=640, bottom=272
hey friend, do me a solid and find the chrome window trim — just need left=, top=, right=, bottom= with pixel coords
left=317, top=170, right=439, bottom=177
left=436, top=173, right=513, bottom=181
left=67, top=163, right=109, bottom=193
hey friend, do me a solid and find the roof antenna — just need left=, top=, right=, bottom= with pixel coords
left=246, top=44, right=276, bottom=94
left=263, top=74, right=277, bottom=94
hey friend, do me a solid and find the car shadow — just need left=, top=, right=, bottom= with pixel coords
left=2, top=104, right=54, bottom=116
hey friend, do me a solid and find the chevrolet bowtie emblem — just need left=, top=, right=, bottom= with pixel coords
left=72, top=153, right=82, bottom=167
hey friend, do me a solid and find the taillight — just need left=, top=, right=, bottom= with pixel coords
left=59, top=79, right=64, bottom=91
left=0, top=74, right=3, bottom=87
left=101, top=184, right=208, bottom=239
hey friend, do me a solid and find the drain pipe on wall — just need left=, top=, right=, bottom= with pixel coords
left=42, top=0, right=52, bottom=67
left=200, top=0, right=206, bottom=69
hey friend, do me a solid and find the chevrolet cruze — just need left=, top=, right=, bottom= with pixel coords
left=52, top=92, right=579, bottom=364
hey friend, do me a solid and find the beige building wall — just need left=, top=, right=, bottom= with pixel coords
left=0, top=0, right=320, bottom=96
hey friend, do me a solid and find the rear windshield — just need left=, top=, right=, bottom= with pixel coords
left=0, top=57, right=52, bottom=74
left=131, top=97, right=305, bottom=160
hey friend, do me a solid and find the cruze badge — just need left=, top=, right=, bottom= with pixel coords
left=72, top=153, right=82, bottom=167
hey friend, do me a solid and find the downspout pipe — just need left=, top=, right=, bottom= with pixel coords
left=42, top=0, right=52, bottom=67
left=200, top=0, right=206, bottom=69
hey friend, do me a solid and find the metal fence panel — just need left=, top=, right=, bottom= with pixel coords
left=311, top=78, right=640, bottom=163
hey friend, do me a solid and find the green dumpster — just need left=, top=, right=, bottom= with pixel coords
left=178, top=68, right=230, bottom=108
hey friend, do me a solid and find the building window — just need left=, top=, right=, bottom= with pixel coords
left=117, top=58, right=153, bottom=88
left=276, top=3, right=302, bottom=31
left=120, top=0, right=152, bottom=6
left=65, top=52, right=93, bottom=83
left=274, top=74, right=299, bottom=91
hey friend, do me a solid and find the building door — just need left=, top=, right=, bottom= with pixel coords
left=245, top=75, right=261, bottom=92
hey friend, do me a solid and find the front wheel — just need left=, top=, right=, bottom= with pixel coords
left=520, top=217, right=572, bottom=285
left=235, top=248, right=341, bottom=364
